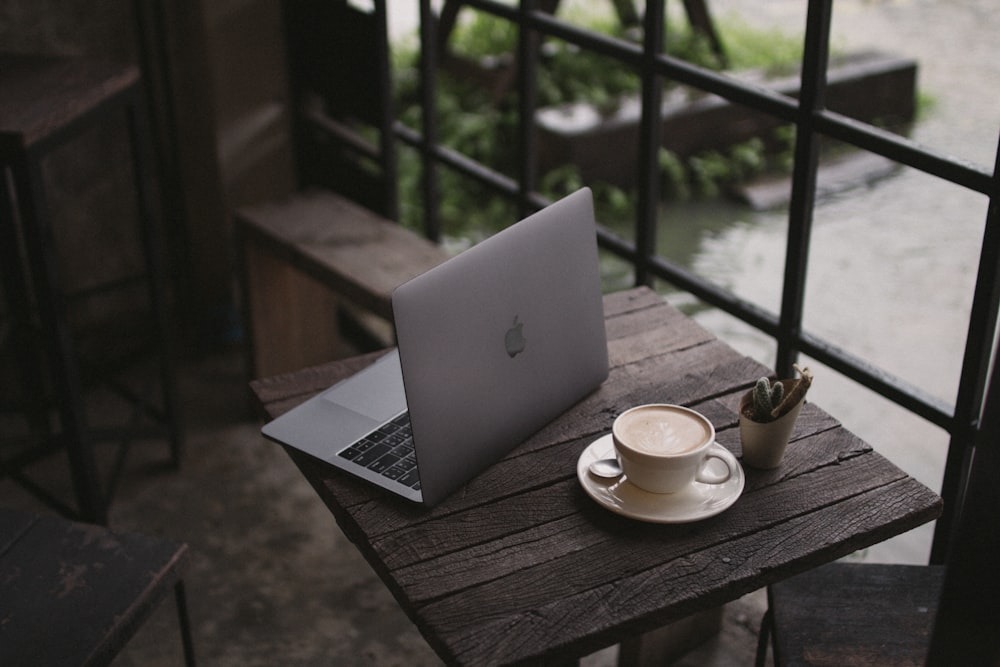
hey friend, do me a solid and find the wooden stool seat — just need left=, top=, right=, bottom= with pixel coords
left=759, top=562, right=944, bottom=666
left=0, top=54, right=139, bottom=148
left=0, top=508, right=195, bottom=666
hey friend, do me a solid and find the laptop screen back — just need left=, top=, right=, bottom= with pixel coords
left=391, top=187, right=608, bottom=506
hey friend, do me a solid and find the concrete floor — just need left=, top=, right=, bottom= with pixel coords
left=0, top=348, right=769, bottom=666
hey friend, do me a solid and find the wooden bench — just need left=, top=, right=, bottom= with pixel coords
left=0, top=508, right=195, bottom=666
left=234, top=190, right=449, bottom=379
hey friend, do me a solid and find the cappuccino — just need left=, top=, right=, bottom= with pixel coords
left=611, top=404, right=732, bottom=494
left=615, top=405, right=710, bottom=456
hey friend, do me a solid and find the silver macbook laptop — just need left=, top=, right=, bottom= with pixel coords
left=261, top=188, right=609, bottom=506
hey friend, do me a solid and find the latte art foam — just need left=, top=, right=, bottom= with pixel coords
left=616, top=406, right=710, bottom=455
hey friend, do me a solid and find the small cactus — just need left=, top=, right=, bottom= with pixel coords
left=752, top=377, right=784, bottom=422
left=745, top=365, right=813, bottom=423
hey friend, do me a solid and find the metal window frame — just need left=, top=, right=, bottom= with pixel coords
left=398, top=0, right=999, bottom=563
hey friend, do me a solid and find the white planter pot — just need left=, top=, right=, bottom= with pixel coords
left=738, top=382, right=805, bottom=469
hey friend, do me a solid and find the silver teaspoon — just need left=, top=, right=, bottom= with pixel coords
left=588, top=457, right=623, bottom=478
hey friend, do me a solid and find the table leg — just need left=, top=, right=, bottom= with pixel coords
left=618, top=606, right=723, bottom=666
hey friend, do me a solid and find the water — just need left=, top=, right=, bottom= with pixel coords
left=672, top=0, right=999, bottom=563
left=387, top=0, right=999, bottom=563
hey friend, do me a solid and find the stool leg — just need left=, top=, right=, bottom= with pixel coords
left=9, top=155, right=107, bottom=524
left=174, top=580, right=197, bottom=667
left=0, top=167, right=51, bottom=440
left=125, top=82, right=185, bottom=468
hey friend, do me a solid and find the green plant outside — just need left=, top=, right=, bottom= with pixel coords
left=392, top=10, right=806, bottom=239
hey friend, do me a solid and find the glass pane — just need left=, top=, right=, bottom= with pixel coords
left=698, top=0, right=808, bottom=91
left=559, top=0, right=639, bottom=36
left=601, top=249, right=635, bottom=294
left=803, top=152, right=987, bottom=406
left=680, top=294, right=777, bottom=368
left=534, top=43, right=641, bottom=207
left=829, top=0, right=999, bottom=170
left=659, top=199, right=787, bottom=317
left=802, top=356, right=948, bottom=565
left=441, top=188, right=520, bottom=246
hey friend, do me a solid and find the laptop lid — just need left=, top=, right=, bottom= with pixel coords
left=261, top=187, right=607, bottom=507
left=393, top=187, right=608, bottom=506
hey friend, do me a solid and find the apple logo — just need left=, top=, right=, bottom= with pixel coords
left=504, top=316, right=526, bottom=358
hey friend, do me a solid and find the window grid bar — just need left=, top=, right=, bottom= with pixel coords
left=409, top=0, right=1000, bottom=562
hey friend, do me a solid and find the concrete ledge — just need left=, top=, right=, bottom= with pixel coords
left=536, top=51, right=917, bottom=188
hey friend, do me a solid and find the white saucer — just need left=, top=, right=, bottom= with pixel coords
left=576, top=434, right=745, bottom=523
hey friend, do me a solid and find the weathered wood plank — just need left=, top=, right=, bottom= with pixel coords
left=424, top=478, right=941, bottom=666
left=247, top=287, right=942, bottom=667
left=0, top=509, right=190, bottom=667
left=383, top=429, right=903, bottom=605
left=603, top=288, right=719, bottom=368
left=361, top=415, right=860, bottom=586
left=0, top=54, right=139, bottom=148
left=605, top=300, right=713, bottom=351
left=600, top=286, right=665, bottom=318
left=241, top=233, right=346, bottom=378
left=0, top=509, right=36, bottom=554
left=270, top=341, right=830, bottom=551
left=259, top=297, right=765, bottom=522
left=236, top=189, right=450, bottom=377
left=770, top=563, right=944, bottom=667
left=237, top=189, right=448, bottom=321
left=250, top=349, right=387, bottom=414
left=332, top=344, right=762, bottom=532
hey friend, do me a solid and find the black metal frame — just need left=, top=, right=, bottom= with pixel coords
left=0, top=60, right=183, bottom=525
left=396, top=0, right=999, bottom=564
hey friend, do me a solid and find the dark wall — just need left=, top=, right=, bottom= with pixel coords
left=2, top=0, right=294, bottom=352
left=0, top=0, right=136, bottom=60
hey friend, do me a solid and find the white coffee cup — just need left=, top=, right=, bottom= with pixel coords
left=612, top=404, right=734, bottom=494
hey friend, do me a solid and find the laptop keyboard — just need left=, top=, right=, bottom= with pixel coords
left=338, top=413, right=421, bottom=490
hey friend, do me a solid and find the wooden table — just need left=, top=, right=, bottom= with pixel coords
left=250, top=286, right=942, bottom=665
